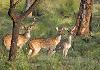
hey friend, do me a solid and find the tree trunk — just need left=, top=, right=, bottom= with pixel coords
left=8, top=0, right=39, bottom=61
left=71, top=0, right=93, bottom=36
left=8, top=21, right=20, bottom=61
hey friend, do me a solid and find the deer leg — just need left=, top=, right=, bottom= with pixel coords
left=31, top=48, right=41, bottom=57
left=64, top=49, right=68, bottom=57
left=63, top=48, right=68, bottom=57
left=48, top=47, right=56, bottom=55
left=28, top=49, right=33, bottom=56
left=63, top=48, right=65, bottom=57
left=47, top=48, right=51, bottom=55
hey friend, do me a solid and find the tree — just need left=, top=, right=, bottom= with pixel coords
left=71, top=0, right=93, bottom=36
left=8, top=0, right=39, bottom=61
left=25, top=0, right=35, bottom=17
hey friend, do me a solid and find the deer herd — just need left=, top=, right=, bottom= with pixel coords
left=2, top=21, right=73, bottom=58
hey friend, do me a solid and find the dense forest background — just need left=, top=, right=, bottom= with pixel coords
left=0, top=0, right=100, bottom=70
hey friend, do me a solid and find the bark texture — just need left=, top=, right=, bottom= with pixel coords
left=71, top=0, right=93, bottom=36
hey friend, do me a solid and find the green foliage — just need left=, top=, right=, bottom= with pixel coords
left=0, top=47, right=30, bottom=70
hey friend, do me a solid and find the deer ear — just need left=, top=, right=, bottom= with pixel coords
left=56, top=27, right=58, bottom=31
left=20, top=26, right=24, bottom=29
left=21, top=25, right=27, bottom=30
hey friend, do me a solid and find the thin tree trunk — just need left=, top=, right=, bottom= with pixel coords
left=8, top=0, right=39, bottom=61
left=8, top=21, right=20, bottom=61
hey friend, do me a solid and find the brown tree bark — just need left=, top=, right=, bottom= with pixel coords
left=71, top=0, right=93, bottom=36
left=25, top=0, right=35, bottom=17
left=8, top=22, right=20, bottom=61
left=8, top=0, right=39, bottom=61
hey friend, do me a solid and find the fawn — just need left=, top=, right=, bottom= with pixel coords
left=3, top=23, right=35, bottom=50
left=62, top=34, right=72, bottom=57
left=28, top=27, right=68, bottom=57
left=55, top=31, right=72, bottom=57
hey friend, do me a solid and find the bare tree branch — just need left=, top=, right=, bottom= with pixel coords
left=8, top=0, right=15, bottom=21
left=13, top=0, right=22, bottom=8
left=8, top=0, right=39, bottom=22
left=19, top=0, right=40, bottom=20
left=8, top=0, right=23, bottom=22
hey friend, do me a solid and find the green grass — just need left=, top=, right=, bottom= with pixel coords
left=0, top=0, right=100, bottom=70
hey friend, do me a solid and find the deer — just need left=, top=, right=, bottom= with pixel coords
left=28, top=27, right=68, bottom=57
left=55, top=30, right=73, bottom=57
left=62, top=34, right=72, bottom=57
left=2, top=23, right=35, bottom=50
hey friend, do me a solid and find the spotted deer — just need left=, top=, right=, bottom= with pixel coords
left=62, top=34, right=72, bottom=57
left=3, top=24, right=35, bottom=50
left=28, top=27, right=68, bottom=57
left=55, top=31, right=72, bottom=57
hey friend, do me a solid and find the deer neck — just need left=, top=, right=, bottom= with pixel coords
left=56, top=35, right=61, bottom=43
left=24, top=31, right=31, bottom=39
left=68, top=35, right=72, bottom=45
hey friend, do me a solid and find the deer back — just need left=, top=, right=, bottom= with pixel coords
left=29, top=27, right=68, bottom=49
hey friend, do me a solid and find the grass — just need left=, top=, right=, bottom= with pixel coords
left=0, top=0, right=100, bottom=70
